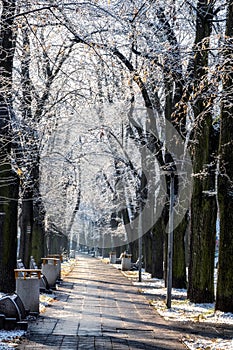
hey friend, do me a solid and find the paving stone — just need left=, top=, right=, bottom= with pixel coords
left=17, top=254, right=189, bottom=349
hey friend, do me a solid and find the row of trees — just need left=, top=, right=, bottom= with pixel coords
left=0, top=0, right=232, bottom=313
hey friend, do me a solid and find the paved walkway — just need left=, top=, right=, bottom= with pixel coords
left=17, top=254, right=190, bottom=349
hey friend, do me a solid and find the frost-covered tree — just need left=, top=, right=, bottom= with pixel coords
left=0, top=0, right=230, bottom=303
left=13, top=2, right=77, bottom=265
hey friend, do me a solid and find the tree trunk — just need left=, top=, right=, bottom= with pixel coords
left=172, top=214, right=188, bottom=289
left=151, top=216, right=164, bottom=279
left=143, top=231, right=152, bottom=274
left=0, top=176, right=19, bottom=293
left=31, top=185, right=46, bottom=266
left=0, top=0, right=18, bottom=293
left=188, top=117, right=217, bottom=303
left=129, top=240, right=138, bottom=263
left=187, top=0, right=217, bottom=304
left=216, top=0, right=233, bottom=313
left=31, top=219, right=45, bottom=267
left=19, top=191, right=33, bottom=268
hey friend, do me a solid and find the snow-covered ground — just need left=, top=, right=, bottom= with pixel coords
left=0, top=330, right=25, bottom=349
left=122, top=269, right=233, bottom=350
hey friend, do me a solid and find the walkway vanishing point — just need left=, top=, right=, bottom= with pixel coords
left=17, top=253, right=217, bottom=350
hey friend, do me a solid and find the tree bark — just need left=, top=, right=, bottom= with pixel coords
left=19, top=190, right=33, bottom=268
left=173, top=214, right=188, bottom=289
left=143, top=231, right=152, bottom=274
left=151, top=215, right=164, bottom=279
left=216, top=0, right=233, bottom=312
left=0, top=0, right=19, bottom=293
left=31, top=195, right=45, bottom=266
left=0, top=176, right=19, bottom=293
left=187, top=1, right=217, bottom=303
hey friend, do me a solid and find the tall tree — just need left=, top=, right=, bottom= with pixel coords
left=0, top=0, right=19, bottom=293
left=216, top=0, right=233, bottom=312
left=15, top=7, right=76, bottom=265
left=18, top=23, right=34, bottom=268
left=187, top=0, right=217, bottom=303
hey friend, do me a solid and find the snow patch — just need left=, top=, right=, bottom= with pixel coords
left=130, top=272, right=233, bottom=350
left=0, top=330, right=26, bottom=349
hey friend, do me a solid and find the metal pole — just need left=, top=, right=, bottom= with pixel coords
left=166, top=172, right=175, bottom=308
left=138, top=235, right=142, bottom=282
left=138, top=198, right=143, bottom=282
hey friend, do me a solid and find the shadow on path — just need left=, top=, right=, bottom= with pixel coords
left=17, top=253, right=232, bottom=350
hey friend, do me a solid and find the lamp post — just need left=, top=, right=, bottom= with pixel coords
left=138, top=231, right=142, bottom=282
